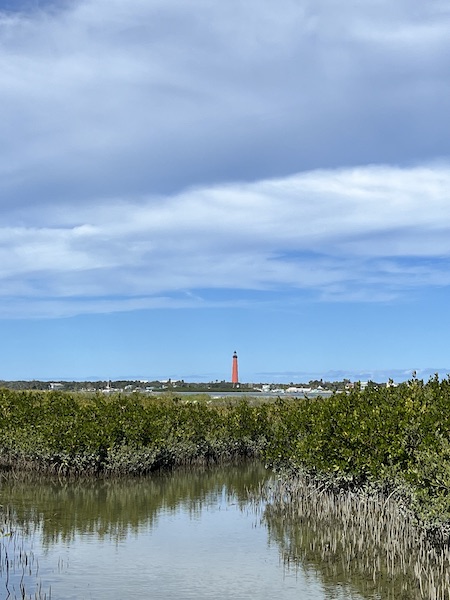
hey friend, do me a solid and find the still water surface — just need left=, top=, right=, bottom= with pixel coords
left=1, top=464, right=404, bottom=599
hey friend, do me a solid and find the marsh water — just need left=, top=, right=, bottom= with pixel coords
left=0, top=463, right=447, bottom=600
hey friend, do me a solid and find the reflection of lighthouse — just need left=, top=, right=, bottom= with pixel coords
left=232, top=351, right=239, bottom=386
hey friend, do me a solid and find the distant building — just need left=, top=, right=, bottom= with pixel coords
left=232, top=351, right=239, bottom=386
left=48, top=382, right=64, bottom=391
left=286, top=386, right=312, bottom=394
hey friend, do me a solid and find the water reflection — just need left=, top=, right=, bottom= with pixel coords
left=2, top=463, right=313, bottom=600
left=2, top=462, right=269, bottom=547
left=2, top=466, right=448, bottom=599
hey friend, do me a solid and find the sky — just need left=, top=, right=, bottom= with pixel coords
left=1, top=0, right=450, bottom=383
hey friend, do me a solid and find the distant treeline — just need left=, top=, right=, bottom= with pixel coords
left=0, top=378, right=352, bottom=392
left=0, top=379, right=255, bottom=392
left=1, top=376, right=450, bottom=525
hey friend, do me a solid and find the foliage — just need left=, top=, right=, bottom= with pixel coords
left=264, top=375, right=450, bottom=523
left=0, top=391, right=267, bottom=475
left=3, top=377, right=450, bottom=522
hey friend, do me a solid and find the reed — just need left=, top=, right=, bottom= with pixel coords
left=0, top=508, right=51, bottom=599
left=258, top=473, right=450, bottom=599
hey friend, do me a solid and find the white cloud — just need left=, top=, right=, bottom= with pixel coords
left=1, top=1, right=450, bottom=316
left=0, top=163, right=450, bottom=316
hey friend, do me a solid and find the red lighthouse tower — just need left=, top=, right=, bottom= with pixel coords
left=232, top=351, right=239, bottom=386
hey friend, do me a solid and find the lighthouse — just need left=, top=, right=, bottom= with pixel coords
left=232, top=351, right=239, bottom=386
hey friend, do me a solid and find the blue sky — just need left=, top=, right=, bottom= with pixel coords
left=1, top=0, right=450, bottom=383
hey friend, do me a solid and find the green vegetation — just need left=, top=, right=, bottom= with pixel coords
left=0, top=390, right=270, bottom=476
left=2, top=375, right=450, bottom=526
left=264, top=375, right=450, bottom=526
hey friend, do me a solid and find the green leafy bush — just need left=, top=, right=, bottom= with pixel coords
left=2, top=378, right=450, bottom=523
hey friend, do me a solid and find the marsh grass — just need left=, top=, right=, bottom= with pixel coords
left=0, top=509, right=51, bottom=600
left=258, top=474, right=450, bottom=599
